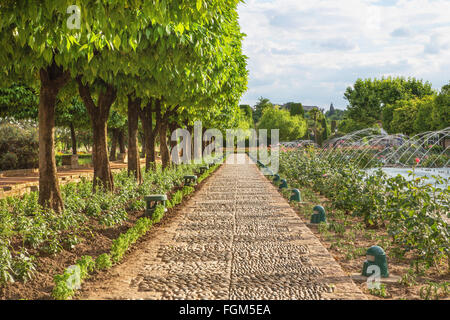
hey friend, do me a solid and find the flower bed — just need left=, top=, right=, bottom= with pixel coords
left=268, top=148, right=449, bottom=299
left=0, top=160, right=221, bottom=299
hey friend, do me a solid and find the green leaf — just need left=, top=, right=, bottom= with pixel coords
left=87, top=48, right=94, bottom=63
left=43, top=48, right=52, bottom=63
left=129, top=37, right=137, bottom=51
left=113, top=34, right=121, bottom=49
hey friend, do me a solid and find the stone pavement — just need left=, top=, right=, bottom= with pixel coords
left=80, top=155, right=366, bottom=300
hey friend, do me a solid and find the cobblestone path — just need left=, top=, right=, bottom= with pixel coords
left=81, top=155, right=366, bottom=300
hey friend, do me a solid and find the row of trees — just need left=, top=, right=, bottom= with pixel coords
left=0, top=1, right=248, bottom=212
left=248, top=98, right=335, bottom=144
left=343, top=77, right=449, bottom=134
left=382, top=84, right=450, bottom=135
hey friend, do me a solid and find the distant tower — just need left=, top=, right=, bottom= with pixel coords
left=329, top=103, right=335, bottom=116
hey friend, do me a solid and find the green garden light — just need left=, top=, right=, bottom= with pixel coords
left=290, top=189, right=301, bottom=202
left=310, top=205, right=326, bottom=224
left=279, top=179, right=288, bottom=189
left=144, top=194, right=167, bottom=217
left=184, top=175, right=198, bottom=186
left=362, top=246, right=389, bottom=278
left=273, top=174, right=281, bottom=183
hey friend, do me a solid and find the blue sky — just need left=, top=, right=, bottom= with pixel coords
left=238, top=0, right=450, bottom=110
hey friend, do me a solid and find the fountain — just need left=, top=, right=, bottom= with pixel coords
left=280, top=127, right=450, bottom=188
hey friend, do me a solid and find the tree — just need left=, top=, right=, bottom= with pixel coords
left=253, top=97, right=273, bottom=124
left=336, top=117, right=368, bottom=134
left=433, top=82, right=450, bottom=130
left=345, top=77, right=434, bottom=130
left=287, top=102, right=304, bottom=118
left=55, top=98, right=90, bottom=155
left=130, top=3, right=247, bottom=169
left=330, top=120, right=337, bottom=133
left=0, top=84, right=38, bottom=120
left=108, top=110, right=127, bottom=161
left=321, top=116, right=330, bottom=142
left=414, top=96, right=435, bottom=133
left=390, top=99, right=419, bottom=135
left=257, top=107, right=307, bottom=141
left=77, top=79, right=117, bottom=191
left=0, top=1, right=150, bottom=210
left=1, top=0, right=247, bottom=200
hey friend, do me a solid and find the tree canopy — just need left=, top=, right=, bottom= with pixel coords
left=257, top=106, right=307, bottom=141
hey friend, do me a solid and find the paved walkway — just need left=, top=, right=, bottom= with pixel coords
left=80, top=155, right=366, bottom=300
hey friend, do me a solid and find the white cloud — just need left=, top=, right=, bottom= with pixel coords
left=238, top=0, right=450, bottom=109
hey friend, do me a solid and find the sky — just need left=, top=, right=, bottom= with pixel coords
left=238, top=0, right=450, bottom=110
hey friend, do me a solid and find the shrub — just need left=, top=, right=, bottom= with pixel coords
left=0, top=123, right=39, bottom=170
left=0, top=152, right=18, bottom=170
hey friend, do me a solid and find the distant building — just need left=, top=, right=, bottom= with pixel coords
left=301, top=105, right=319, bottom=112
left=278, top=103, right=322, bottom=113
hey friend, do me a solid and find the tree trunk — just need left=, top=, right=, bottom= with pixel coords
left=77, top=77, right=116, bottom=192
left=118, top=129, right=126, bottom=154
left=187, top=125, right=194, bottom=159
left=169, top=121, right=178, bottom=153
left=70, top=122, right=77, bottom=155
left=202, top=127, right=207, bottom=154
left=92, top=118, right=114, bottom=191
left=139, top=100, right=158, bottom=172
left=127, top=95, right=142, bottom=183
left=109, top=129, right=118, bottom=161
left=139, top=132, right=146, bottom=158
left=155, top=102, right=177, bottom=170
left=38, top=65, right=70, bottom=212
left=159, top=121, right=170, bottom=169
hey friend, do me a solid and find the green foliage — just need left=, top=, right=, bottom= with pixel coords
left=345, top=77, right=435, bottom=129
left=337, top=117, right=369, bottom=134
left=95, top=253, right=112, bottom=271
left=419, top=281, right=449, bottom=300
left=52, top=270, right=76, bottom=300
left=253, top=97, right=273, bottom=124
left=11, top=250, right=36, bottom=282
left=76, top=256, right=95, bottom=279
left=151, top=205, right=166, bottom=224
left=0, top=85, right=38, bottom=119
left=257, top=107, right=307, bottom=141
left=0, top=162, right=208, bottom=287
left=433, top=83, right=450, bottom=130
left=279, top=149, right=450, bottom=270
left=0, top=240, right=14, bottom=285
left=399, top=269, right=418, bottom=287
left=110, top=218, right=153, bottom=263
left=286, top=102, right=304, bottom=118
left=325, top=105, right=345, bottom=121
left=369, top=283, right=389, bottom=298
left=0, top=122, right=39, bottom=170
left=386, top=95, right=437, bottom=135
left=49, top=158, right=221, bottom=299
left=56, top=98, right=90, bottom=130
